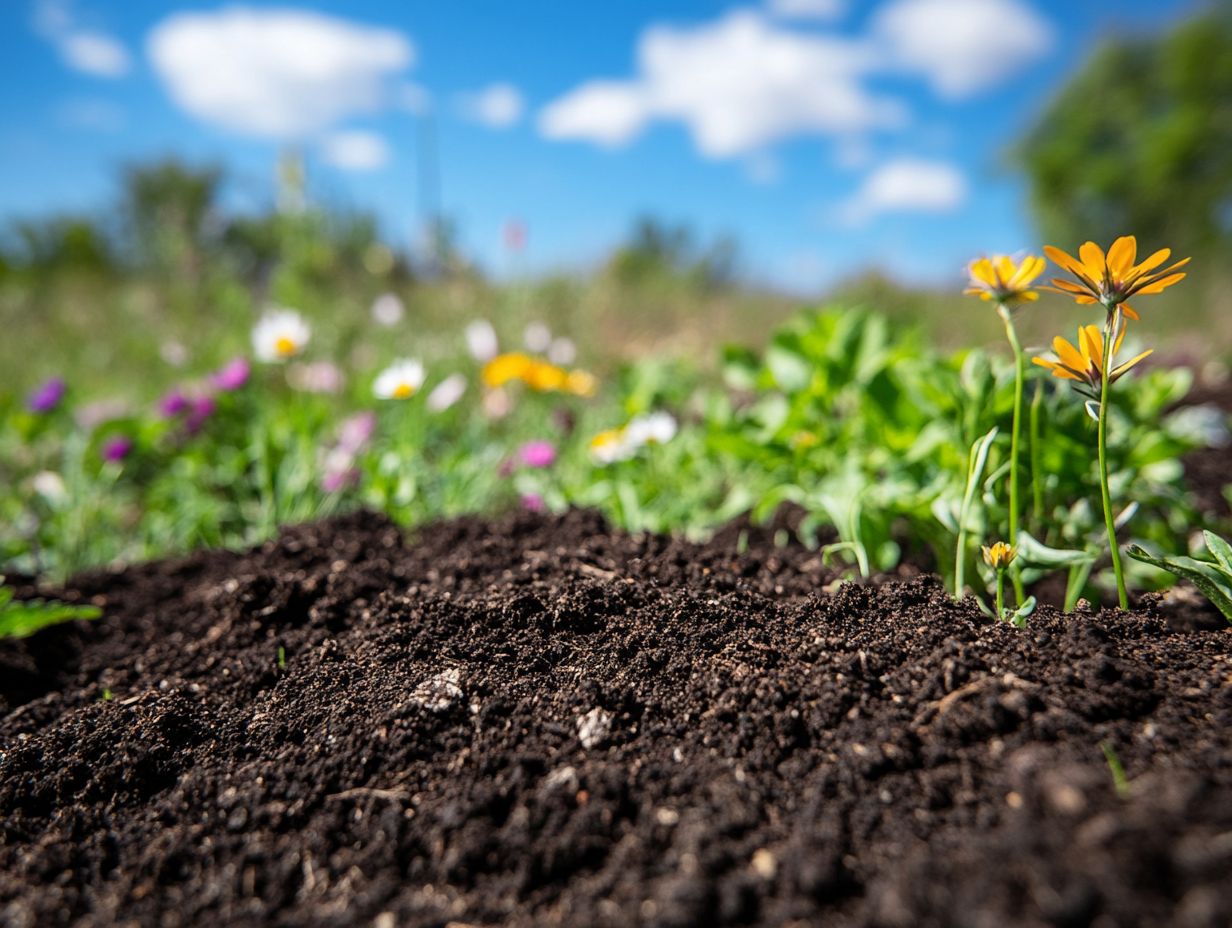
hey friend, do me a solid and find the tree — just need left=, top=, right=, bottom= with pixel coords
left=1016, top=5, right=1232, bottom=255
left=118, top=159, right=224, bottom=277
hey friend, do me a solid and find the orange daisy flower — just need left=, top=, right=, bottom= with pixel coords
left=1042, top=236, right=1189, bottom=321
left=1032, top=324, right=1153, bottom=398
left=964, top=254, right=1045, bottom=306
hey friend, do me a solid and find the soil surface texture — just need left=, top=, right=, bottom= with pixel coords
left=2, top=509, right=1231, bottom=928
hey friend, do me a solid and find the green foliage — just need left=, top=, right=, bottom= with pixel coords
left=1128, top=530, right=1232, bottom=622
left=1017, top=6, right=1232, bottom=257
left=0, top=577, right=100, bottom=640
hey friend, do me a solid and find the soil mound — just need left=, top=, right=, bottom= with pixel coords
left=2, top=510, right=1230, bottom=927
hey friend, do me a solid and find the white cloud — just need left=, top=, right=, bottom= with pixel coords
left=839, top=158, right=967, bottom=223
left=457, top=83, right=524, bottom=129
left=35, top=1, right=131, bottom=78
left=539, top=11, right=904, bottom=158
left=147, top=8, right=414, bottom=139
left=873, top=0, right=1052, bottom=98
left=320, top=130, right=390, bottom=171
left=540, top=81, right=649, bottom=148
left=766, top=0, right=846, bottom=21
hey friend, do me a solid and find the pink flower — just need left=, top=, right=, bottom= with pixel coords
left=27, top=378, right=65, bottom=414
left=320, top=467, right=360, bottom=493
left=336, top=411, right=377, bottom=455
left=185, top=395, right=216, bottom=434
left=521, top=493, right=546, bottom=513
left=101, top=435, right=133, bottom=462
left=210, top=358, right=250, bottom=392
left=518, top=440, right=557, bottom=469
left=158, top=389, right=191, bottom=418
left=287, top=361, right=344, bottom=394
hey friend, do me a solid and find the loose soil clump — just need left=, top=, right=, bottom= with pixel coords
left=2, top=510, right=1230, bottom=927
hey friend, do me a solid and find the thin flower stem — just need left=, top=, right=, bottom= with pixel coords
left=996, top=569, right=1005, bottom=620
left=1098, top=308, right=1130, bottom=609
left=1030, top=379, right=1044, bottom=524
left=1000, top=307, right=1026, bottom=605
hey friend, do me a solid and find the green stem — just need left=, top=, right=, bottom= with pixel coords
left=1098, top=308, right=1129, bottom=609
left=1030, top=379, right=1044, bottom=525
left=1000, top=307, right=1026, bottom=605
left=996, top=569, right=1005, bottom=620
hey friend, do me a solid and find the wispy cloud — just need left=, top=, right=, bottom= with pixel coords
left=765, top=0, right=847, bottom=21
left=147, top=8, right=415, bottom=139
left=540, top=11, right=905, bottom=158
left=541, top=1, right=1053, bottom=158
left=873, top=0, right=1053, bottom=98
left=456, top=83, right=524, bottom=129
left=35, top=0, right=131, bottom=78
left=838, top=158, right=968, bottom=224
left=320, top=130, right=391, bottom=171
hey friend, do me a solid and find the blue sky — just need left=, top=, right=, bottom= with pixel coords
left=0, top=0, right=1202, bottom=292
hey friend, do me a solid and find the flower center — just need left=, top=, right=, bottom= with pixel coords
left=392, top=382, right=414, bottom=399
left=274, top=336, right=298, bottom=357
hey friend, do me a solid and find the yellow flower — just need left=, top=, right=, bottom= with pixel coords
left=564, top=369, right=598, bottom=397
left=964, top=254, right=1045, bottom=306
left=481, top=352, right=534, bottom=388
left=1042, top=236, right=1189, bottom=320
left=1032, top=324, right=1152, bottom=396
left=522, top=359, right=569, bottom=392
left=982, top=542, right=1017, bottom=570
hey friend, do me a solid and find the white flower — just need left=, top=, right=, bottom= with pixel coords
left=589, top=428, right=636, bottom=464
left=548, top=336, right=577, bottom=366
left=373, top=359, right=426, bottom=400
left=465, top=320, right=498, bottom=362
left=252, top=308, right=310, bottom=362
left=524, top=320, right=552, bottom=353
left=625, top=411, right=678, bottom=447
left=426, top=373, right=467, bottom=412
left=31, top=471, right=67, bottom=506
left=370, top=292, right=405, bottom=327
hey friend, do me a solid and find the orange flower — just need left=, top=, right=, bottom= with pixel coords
left=1042, top=236, right=1189, bottom=320
left=964, top=254, right=1045, bottom=306
left=1032, top=324, right=1152, bottom=397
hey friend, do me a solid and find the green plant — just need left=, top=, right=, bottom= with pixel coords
left=1127, top=531, right=1232, bottom=622
left=0, top=576, right=100, bottom=639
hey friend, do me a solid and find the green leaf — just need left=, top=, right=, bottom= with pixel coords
left=1203, top=530, right=1232, bottom=576
left=0, top=591, right=102, bottom=640
left=1126, top=545, right=1232, bottom=622
left=1016, top=530, right=1096, bottom=569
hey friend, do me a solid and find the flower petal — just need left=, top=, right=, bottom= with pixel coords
left=1127, top=247, right=1170, bottom=280
left=1053, top=335, right=1086, bottom=372
left=1107, top=236, right=1137, bottom=278
left=1078, top=241, right=1107, bottom=281
left=1133, top=272, right=1186, bottom=295
left=1111, top=348, right=1153, bottom=381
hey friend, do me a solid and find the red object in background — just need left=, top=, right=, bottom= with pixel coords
left=503, top=219, right=527, bottom=254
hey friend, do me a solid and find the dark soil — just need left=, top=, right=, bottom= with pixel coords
left=2, top=509, right=1230, bottom=928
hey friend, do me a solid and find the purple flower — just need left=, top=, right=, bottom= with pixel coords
left=320, top=467, right=360, bottom=494
left=336, top=411, right=377, bottom=456
left=185, top=395, right=216, bottom=435
left=158, top=389, right=191, bottom=418
left=210, top=358, right=250, bottom=392
left=101, top=436, right=133, bottom=463
left=518, top=440, right=557, bottom=469
left=27, top=378, right=66, bottom=414
left=521, top=493, right=546, bottom=513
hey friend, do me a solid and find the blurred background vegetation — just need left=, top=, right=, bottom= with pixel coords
left=2, top=3, right=1230, bottom=402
